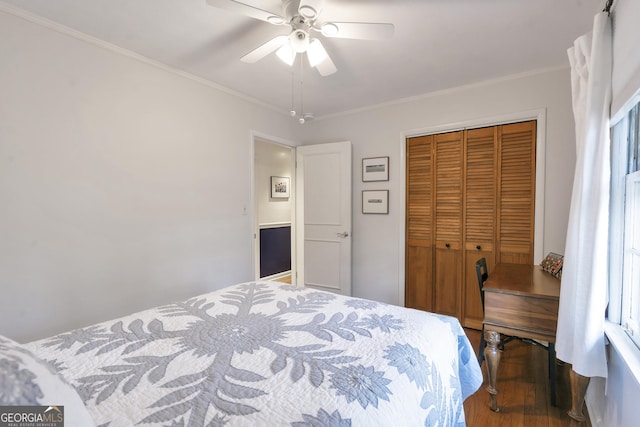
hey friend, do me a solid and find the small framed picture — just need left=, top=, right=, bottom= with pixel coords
left=271, top=176, right=290, bottom=199
left=362, top=190, right=389, bottom=214
left=362, top=156, right=389, bottom=182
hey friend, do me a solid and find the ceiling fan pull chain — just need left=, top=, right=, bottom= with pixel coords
left=290, top=71, right=296, bottom=117
left=299, top=58, right=306, bottom=124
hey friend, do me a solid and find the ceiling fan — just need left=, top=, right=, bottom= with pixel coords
left=205, top=0, right=395, bottom=76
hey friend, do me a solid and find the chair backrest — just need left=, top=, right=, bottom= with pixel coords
left=475, top=257, right=488, bottom=311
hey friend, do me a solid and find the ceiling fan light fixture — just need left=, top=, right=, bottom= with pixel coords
left=321, top=23, right=339, bottom=36
left=307, top=38, right=328, bottom=67
left=276, top=43, right=296, bottom=66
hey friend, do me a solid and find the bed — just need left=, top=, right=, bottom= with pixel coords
left=1, top=281, right=482, bottom=426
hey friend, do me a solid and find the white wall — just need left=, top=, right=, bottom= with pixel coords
left=611, top=0, right=640, bottom=117
left=0, top=10, right=296, bottom=342
left=587, top=326, right=640, bottom=427
left=297, top=68, right=576, bottom=305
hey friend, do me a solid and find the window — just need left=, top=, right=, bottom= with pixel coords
left=611, top=102, right=640, bottom=349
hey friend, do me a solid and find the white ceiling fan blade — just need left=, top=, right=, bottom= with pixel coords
left=206, top=0, right=286, bottom=25
left=298, top=0, right=325, bottom=20
left=315, top=52, right=337, bottom=76
left=241, top=35, right=288, bottom=63
left=320, top=22, right=395, bottom=40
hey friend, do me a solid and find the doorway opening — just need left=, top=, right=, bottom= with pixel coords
left=253, top=137, right=296, bottom=285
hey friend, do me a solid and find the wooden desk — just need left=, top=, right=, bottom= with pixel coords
left=482, top=263, right=560, bottom=412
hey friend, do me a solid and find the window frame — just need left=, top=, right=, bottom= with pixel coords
left=610, top=102, right=640, bottom=350
left=621, top=170, right=640, bottom=347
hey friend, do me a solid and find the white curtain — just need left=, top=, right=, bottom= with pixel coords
left=556, top=12, right=612, bottom=379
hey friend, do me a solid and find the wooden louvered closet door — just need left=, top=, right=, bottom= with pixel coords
left=405, top=120, right=536, bottom=327
left=497, top=121, right=536, bottom=264
left=433, top=131, right=463, bottom=317
left=405, top=135, right=434, bottom=311
left=463, top=126, right=497, bottom=329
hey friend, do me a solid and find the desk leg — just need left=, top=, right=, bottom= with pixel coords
left=484, top=330, right=501, bottom=412
left=568, top=368, right=590, bottom=425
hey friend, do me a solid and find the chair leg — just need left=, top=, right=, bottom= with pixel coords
left=549, top=342, right=557, bottom=406
left=500, top=334, right=516, bottom=349
left=478, top=326, right=486, bottom=366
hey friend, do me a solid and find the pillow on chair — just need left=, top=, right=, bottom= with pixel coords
left=0, top=334, right=95, bottom=426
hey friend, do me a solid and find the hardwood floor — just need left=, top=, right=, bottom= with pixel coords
left=273, top=274, right=291, bottom=284
left=463, top=328, right=590, bottom=426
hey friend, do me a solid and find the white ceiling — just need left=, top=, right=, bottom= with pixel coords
left=1, top=0, right=602, bottom=118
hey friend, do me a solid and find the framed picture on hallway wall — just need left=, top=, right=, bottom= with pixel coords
left=362, top=190, right=389, bottom=214
left=271, top=176, right=290, bottom=199
left=362, top=156, right=389, bottom=182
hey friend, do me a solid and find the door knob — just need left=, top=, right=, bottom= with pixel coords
left=337, top=232, right=349, bottom=238
left=445, top=243, right=450, bottom=248
left=476, top=245, right=482, bottom=250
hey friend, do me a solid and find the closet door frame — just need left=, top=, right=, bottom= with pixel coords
left=399, top=109, right=547, bottom=306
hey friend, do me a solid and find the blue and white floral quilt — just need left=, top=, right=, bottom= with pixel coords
left=25, top=282, right=482, bottom=426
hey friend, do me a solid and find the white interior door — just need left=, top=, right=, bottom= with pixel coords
left=296, top=141, right=351, bottom=295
